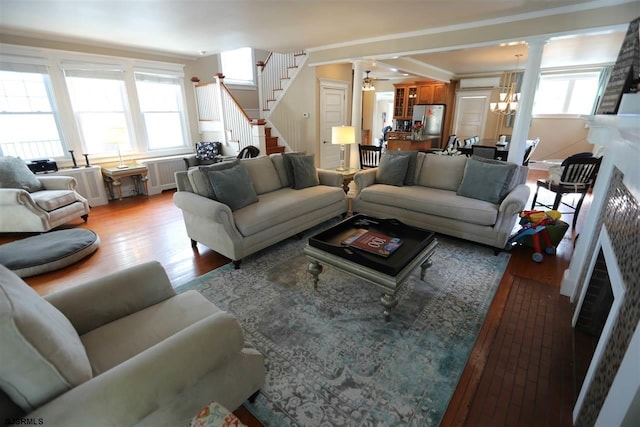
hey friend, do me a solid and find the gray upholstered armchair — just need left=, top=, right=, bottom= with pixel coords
left=0, top=261, right=264, bottom=426
left=0, top=157, right=90, bottom=232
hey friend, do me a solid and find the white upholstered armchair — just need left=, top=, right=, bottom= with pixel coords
left=0, top=157, right=90, bottom=232
left=0, top=261, right=265, bottom=426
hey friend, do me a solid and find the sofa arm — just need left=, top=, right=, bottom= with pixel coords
left=38, top=176, right=78, bottom=191
left=499, top=184, right=530, bottom=216
left=173, top=191, right=241, bottom=239
left=317, top=169, right=343, bottom=187
left=45, top=261, right=177, bottom=335
left=22, top=312, right=248, bottom=427
left=353, top=169, right=377, bottom=196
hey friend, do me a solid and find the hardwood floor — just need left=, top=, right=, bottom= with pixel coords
left=0, top=169, right=596, bottom=426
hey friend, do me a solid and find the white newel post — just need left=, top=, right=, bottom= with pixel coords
left=252, top=122, right=266, bottom=154
left=350, top=61, right=364, bottom=170
left=508, top=37, right=546, bottom=165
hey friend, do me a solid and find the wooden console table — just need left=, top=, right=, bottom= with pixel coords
left=101, top=165, right=149, bottom=200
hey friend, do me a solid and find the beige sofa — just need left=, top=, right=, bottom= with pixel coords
left=0, top=261, right=264, bottom=427
left=353, top=152, right=530, bottom=250
left=173, top=154, right=348, bottom=267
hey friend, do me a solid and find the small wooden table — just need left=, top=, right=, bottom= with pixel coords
left=101, top=165, right=149, bottom=200
left=335, top=168, right=358, bottom=193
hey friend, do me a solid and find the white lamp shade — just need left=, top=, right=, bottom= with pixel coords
left=332, top=126, right=356, bottom=145
left=106, top=128, right=127, bottom=145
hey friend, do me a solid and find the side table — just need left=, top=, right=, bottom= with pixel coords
left=101, top=165, right=149, bottom=200
left=335, top=167, right=358, bottom=194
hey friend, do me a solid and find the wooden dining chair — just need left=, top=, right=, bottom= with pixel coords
left=358, top=144, right=383, bottom=169
left=531, top=155, right=602, bottom=227
left=471, top=145, right=497, bottom=159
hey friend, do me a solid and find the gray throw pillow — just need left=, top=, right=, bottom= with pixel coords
left=194, top=159, right=240, bottom=199
left=206, top=162, right=258, bottom=210
left=376, top=154, right=410, bottom=186
left=383, top=150, right=418, bottom=185
left=457, top=157, right=517, bottom=204
left=0, top=157, right=44, bottom=192
left=282, top=152, right=306, bottom=188
left=288, top=154, right=319, bottom=189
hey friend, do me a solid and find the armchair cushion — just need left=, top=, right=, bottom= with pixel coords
left=0, top=156, right=43, bottom=193
left=207, top=162, right=258, bottom=211
left=0, top=265, right=92, bottom=412
left=30, top=190, right=80, bottom=211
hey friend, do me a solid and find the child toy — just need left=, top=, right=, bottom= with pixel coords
left=505, top=210, right=562, bottom=262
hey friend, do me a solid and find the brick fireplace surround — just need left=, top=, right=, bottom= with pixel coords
left=560, top=115, right=639, bottom=426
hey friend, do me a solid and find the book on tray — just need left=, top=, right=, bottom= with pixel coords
left=341, top=228, right=403, bottom=258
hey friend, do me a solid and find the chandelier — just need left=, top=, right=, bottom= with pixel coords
left=362, top=70, right=376, bottom=91
left=490, top=54, right=522, bottom=115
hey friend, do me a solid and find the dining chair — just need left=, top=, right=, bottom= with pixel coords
left=358, top=144, right=383, bottom=169
left=531, top=155, right=602, bottom=227
left=237, top=145, right=260, bottom=159
left=522, top=137, right=540, bottom=166
left=471, top=145, right=497, bottom=159
left=445, top=134, right=457, bottom=150
left=463, top=138, right=473, bottom=146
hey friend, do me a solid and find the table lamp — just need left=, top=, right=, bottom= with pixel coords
left=106, top=128, right=128, bottom=169
left=332, top=125, right=355, bottom=171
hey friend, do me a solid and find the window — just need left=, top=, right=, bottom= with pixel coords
left=220, top=47, right=255, bottom=86
left=135, top=72, right=187, bottom=150
left=532, top=71, right=602, bottom=115
left=0, top=69, right=64, bottom=159
left=64, top=69, right=132, bottom=156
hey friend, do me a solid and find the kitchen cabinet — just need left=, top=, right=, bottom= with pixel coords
left=393, top=85, right=417, bottom=119
left=395, top=82, right=448, bottom=120
left=418, top=83, right=446, bottom=104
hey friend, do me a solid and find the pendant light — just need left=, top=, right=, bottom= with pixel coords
left=490, top=54, right=522, bottom=115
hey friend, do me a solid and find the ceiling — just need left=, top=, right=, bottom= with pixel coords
left=0, top=0, right=631, bottom=79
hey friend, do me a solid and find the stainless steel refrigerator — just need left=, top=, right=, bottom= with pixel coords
left=412, top=104, right=446, bottom=137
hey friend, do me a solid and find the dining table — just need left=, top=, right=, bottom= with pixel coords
left=459, top=139, right=510, bottom=161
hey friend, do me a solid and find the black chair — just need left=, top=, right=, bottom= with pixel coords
left=445, top=135, right=457, bottom=150
left=471, top=145, right=497, bottom=159
left=531, top=155, right=602, bottom=227
left=463, top=138, right=473, bottom=146
left=358, top=144, right=382, bottom=169
left=522, top=137, right=540, bottom=166
left=237, top=145, right=260, bottom=159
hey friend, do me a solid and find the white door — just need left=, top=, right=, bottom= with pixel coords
left=319, top=80, right=348, bottom=168
left=453, top=90, right=491, bottom=139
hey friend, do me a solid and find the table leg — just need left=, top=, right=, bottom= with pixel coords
left=113, top=179, right=123, bottom=200
left=307, top=260, right=323, bottom=290
left=420, top=258, right=433, bottom=281
left=380, top=293, right=399, bottom=322
left=140, top=174, right=149, bottom=196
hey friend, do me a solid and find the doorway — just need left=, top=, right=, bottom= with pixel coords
left=372, top=91, right=394, bottom=146
left=319, top=79, right=349, bottom=168
left=453, top=90, right=491, bottom=139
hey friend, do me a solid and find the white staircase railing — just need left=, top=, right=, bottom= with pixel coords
left=257, top=51, right=306, bottom=118
left=194, top=76, right=260, bottom=152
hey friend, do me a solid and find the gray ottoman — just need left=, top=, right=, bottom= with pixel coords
left=0, top=229, right=100, bottom=277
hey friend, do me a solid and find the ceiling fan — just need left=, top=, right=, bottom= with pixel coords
left=362, top=70, right=388, bottom=91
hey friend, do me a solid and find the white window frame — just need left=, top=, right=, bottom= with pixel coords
left=532, top=69, right=604, bottom=117
left=219, top=47, right=256, bottom=89
left=0, top=43, right=192, bottom=164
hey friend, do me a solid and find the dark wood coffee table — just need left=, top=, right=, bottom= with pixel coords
left=304, top=214, right=438, bottom=321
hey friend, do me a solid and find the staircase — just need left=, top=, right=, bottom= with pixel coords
left=193, top=51, right=306, bottom=156
left=265, top=126, right=285, bottom=155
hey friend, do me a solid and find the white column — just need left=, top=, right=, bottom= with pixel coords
left=350, top=61, right=365, bottom=169
left=507, top=37, right=547, bottom=164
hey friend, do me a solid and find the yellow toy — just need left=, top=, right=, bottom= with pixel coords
left=506, top=210, right=563, bottom=262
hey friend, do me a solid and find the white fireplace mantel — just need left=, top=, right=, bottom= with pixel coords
left=561, top=114, right=639, bottom=426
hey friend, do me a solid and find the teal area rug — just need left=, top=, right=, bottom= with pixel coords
left=176, top=220, right=510, bottom=426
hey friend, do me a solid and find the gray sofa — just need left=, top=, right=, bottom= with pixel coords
left=173, top=154, right=348, bottom=267
left=0, top=261, right=264, bottom=427
left=352, top=152, right=530, bottom=250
